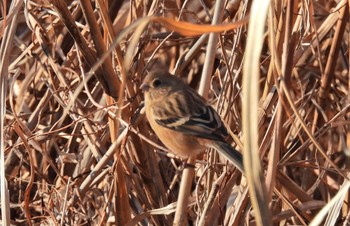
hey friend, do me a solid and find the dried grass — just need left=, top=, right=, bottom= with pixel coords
left=0, top=0, right=349, bottom=225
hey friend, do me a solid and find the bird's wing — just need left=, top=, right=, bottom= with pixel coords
left=153, top=89, right=228, bottom=141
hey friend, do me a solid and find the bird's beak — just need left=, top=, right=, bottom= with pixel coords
left=140, top=83, right=150, bottom=92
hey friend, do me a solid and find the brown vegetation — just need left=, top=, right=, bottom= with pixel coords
left=0, top=0, right=349, bottom=225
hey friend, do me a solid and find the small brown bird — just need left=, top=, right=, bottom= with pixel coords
left=141, top=70, right=244, bottom=173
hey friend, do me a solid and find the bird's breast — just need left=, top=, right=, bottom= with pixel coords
left=145, top=106, right=204, bottom=158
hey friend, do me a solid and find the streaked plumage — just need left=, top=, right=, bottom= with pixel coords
left=141, top=70, right=244, bottom=173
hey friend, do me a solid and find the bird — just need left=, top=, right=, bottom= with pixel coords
left=140, top=69, right=244, bottom=173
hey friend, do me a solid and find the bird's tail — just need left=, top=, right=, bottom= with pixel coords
left=209, top=141, right=244, bottom=173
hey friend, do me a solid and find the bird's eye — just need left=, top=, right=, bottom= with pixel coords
left=152, top=79, right=161, bottom=87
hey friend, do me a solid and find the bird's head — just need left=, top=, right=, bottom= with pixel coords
left=140, top=70, right=183, bottom=100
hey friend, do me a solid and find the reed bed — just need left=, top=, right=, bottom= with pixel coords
left=0, top=0, right=349, bottom=225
